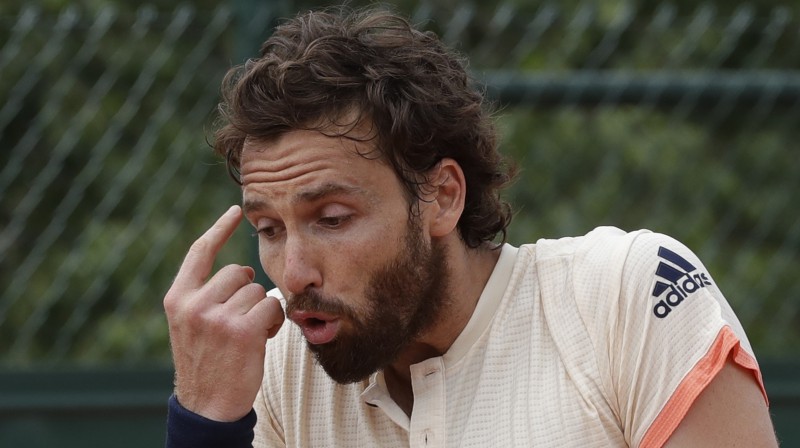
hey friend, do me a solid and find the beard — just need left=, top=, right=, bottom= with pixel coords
left=285, top=217, right=450, bottom=384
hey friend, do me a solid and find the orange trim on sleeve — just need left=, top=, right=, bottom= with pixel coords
left=640, top=326, right=768, bottom=448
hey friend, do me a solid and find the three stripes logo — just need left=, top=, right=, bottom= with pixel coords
left=651, top=246, right=712, bottom=318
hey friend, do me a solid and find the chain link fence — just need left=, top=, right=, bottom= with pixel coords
left=1, top=1, right=799, bottom=370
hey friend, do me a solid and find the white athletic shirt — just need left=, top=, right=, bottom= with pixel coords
left=253, top=227, right=767, bottom=447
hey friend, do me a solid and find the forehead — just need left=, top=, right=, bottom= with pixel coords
left=239, top=129, right=400, bottom=206
left=240, top=129, right=381, bottom=178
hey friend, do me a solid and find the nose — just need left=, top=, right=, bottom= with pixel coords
left=282, top=236, right=322, bottom=295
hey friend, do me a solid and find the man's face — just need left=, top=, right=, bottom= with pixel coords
left=241, top=129, right=449, bottom=383
left=285, top=215, right=448, bottom=383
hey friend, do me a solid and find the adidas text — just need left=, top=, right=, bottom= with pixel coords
left=651, top=246, right=713, bottom=318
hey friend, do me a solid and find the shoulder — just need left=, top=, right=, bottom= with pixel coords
left=523, top=226, right=652, bottom=288
left=528, top=226, right=649, bottom=262
left=512, top=227, right=654, bottom=362
left=517, top=226, right=715, bottom=370
left=526, top=226, right=704, bottom=295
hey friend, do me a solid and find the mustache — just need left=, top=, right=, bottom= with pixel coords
left=286, top=289, right=358, bottom=320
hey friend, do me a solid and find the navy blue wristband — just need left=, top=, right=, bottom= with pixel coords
left=166, top=394, right=257, bottom=448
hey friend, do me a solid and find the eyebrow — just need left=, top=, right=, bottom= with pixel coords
left=293, top=183, right=368, bottom=205
left=243, top=183, right=370, bottom=215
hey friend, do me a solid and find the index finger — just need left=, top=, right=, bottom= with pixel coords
left=174, top=205, right=244, bottom=290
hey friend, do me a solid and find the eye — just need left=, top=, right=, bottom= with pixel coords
left=318, top=215, right=351, bottom=228
left=257, top=226, right=277, bottom=238
left=254, top=218, right=284, bottom=240
left=316, top=203, right=354, bottom=229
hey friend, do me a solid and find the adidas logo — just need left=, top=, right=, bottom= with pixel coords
left=651, top=246, right=712, bottom=318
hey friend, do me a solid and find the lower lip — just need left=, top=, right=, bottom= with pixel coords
left=301, top=319, right=341, bottom=345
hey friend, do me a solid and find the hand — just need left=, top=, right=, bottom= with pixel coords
left=164, top=205, right=285, bottom=422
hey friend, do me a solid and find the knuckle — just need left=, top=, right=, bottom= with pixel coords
left=192, top=311, right=236, bottom=341
left=207, top=313, right=251, bottom=341
left=204, top=311, right=228, bottom=332
left=267, top=297, right=285, bottom=314
left=257, top=297, right=286, bottom=323
left=244, top=282, right=266, bottom=297
left=218, top=264, right=246, bottom=281
left=183, top=302, right=208, bottom=327
left=221, top=265, right=256, bottom=288
left=202, top=306, right=235, bottom=329
left=163, top=294, right=177, bottom=314
left=163, top=288, right=187, bottom=315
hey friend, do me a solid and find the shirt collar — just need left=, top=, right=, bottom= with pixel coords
left=360, top=243, right=520, bottom=408
left=442, top=243, right=519, bottom=364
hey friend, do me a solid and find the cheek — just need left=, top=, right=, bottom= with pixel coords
left=258, top=241, right=283, bottom=284
left=256, top=213, right=410, bottom=294
left=321, top=241, right=391, bottom=299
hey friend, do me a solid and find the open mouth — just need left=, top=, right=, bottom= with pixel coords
left=289, top=311, right=341, bottom=345
left=304, top=317, right=327, bottom=328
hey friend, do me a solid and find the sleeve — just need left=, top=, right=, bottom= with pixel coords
left=165, top=394, right=256, bottom=448
left=605, top=232, right=768, bottom=448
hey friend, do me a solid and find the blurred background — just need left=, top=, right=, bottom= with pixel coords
left=1, top=0, right=798, bottom=445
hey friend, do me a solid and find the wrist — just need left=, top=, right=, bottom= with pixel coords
left=167, top=394, right=256, bottom=448
left=174, top=390, right=253, bottom=423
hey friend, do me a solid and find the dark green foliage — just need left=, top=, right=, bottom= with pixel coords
left=0, top=1, right=798, bottom=365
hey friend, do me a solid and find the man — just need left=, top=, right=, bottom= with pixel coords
left=164, top=6, right=777, bottom=447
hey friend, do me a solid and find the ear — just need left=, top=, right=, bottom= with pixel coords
left=423, top=158, right=466, bottom=238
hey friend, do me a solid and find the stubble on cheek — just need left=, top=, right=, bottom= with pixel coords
left=302, top=227, right=450, bottom=384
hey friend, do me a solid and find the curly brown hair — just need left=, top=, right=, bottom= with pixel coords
left=214, top=6, right=515, bottom=248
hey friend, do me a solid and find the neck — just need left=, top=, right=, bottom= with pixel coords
left=385, top=240, right=502, bottom=415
